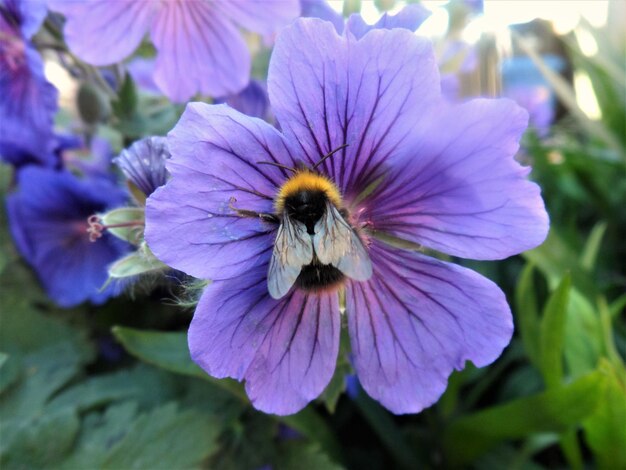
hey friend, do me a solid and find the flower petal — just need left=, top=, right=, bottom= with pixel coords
left=345, top=4, right=430, bottom=39
left=268, top=19, right=440, bottom=199
left=0, top=46, right=58, bottom=167
left=150, top=0, right=250, bottom=101
left=365, top=99, right=549, bottom=260
left=213, top=0, right=300, bottom=35
left=3, top=0, right=48, bottom=38
left=217, top=80, right=271, bottom=121
left=6, top=167, right=129, bottom=307
left=50, top=0, right=155, bottom=66
left=300, top=0, right=344, bottom=33
left=346, top=241, right=513, bottom=414
left=145, top=103, right=294, bottom=280
left=189, top=263, right=340, bottom=415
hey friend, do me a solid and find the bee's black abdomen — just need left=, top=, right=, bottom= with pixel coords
left=295, top=260, right=345, bottom=292
left=284, top=190, right=328, bottom=234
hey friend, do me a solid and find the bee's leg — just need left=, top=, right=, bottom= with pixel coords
left=229, top=197, right=279, bottom=224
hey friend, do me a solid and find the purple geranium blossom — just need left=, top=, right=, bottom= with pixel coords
left=114, top=136, right=170, bottom=197
left=6, top=167, right=130, bottom=307
left=300, top=0, right=344, bottom=33
left=502, top=55, right=564, bottom=136
left=216, top=80, right=272, bottom=122
left=145, top=19, right=548, bottom=415
left=0, top=0, right=58, bottom=167
left=345, top=2, right=430, bottom=38
left=56, top=133, right=116, bottom=180
left=49, top=0, right=300, bottom=102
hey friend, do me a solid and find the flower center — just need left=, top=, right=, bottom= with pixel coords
left=275, top=170, right=343, bottom=233
left=272, top=171, right=356, bottom=294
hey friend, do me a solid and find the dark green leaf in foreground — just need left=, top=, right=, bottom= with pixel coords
left=59, top=402, right=219, bottom=470
left=515, top=263, right=541, bottom=367
left=112, top=327, right=245, bottom=399
left=113, top=327, right=343, bottom=464
left=443, top=371, right=606, bottom=465
left=539, top=274, right=571, bottom=388
left=583, top=360, right=626, bottom=470
left=275, top=441, right=344, bottom=470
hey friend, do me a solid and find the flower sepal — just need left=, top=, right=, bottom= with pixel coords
left=107, top=242, right=167, bottom=280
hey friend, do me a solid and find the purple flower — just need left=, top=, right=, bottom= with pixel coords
left=6, top=167, right=130, bottom=307
left=0, top=0, right=58, bottom=167
left=502, top=55, right=564, bottom=136
left=145, top=19, right=548, bottom=415
left=49, top=0, right=300, bottom=102
left=300, top=0, right=344, bottom=33
left=114, top=136, right=170, bottom=197
left=216, top=80, right=272, bottom=122
left=125, top=57, right=160, bottom=95
left=345, top=3, right=430, bottom=39
left=57, top=134, right=115, bottom=179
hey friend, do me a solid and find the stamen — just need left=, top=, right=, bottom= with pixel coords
left=86, top=214, right=145, bottom=242
left=228, top=197, right=278, bottom=223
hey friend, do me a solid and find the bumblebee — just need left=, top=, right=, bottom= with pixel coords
left=235, top=148, right=373, bottom=299
left=268, top=169, right=372, bottom=298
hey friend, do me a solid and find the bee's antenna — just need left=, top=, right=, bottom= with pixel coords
left=312, top=144, right=349, bottom=170
left=256, top=161, right=298, bottom=173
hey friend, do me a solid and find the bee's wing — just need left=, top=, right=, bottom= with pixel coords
left=313, top=204, right=372, bottom=281
left=268, top=213, right=313, bottom=299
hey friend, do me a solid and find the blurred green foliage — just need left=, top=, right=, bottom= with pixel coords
left=2, top=2, right=625, bottom=469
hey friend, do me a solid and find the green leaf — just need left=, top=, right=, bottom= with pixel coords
left=210, top=412, right=277, bottom=470
left=0, top=264, right=91, bottom=353
left=580, top=222, right=607, bottom=271
left=113, top=327, right=343, bottom=464
left=112, top=73, right=138, bottom=119
left=523, top=229, right=597, bottom=298
left=99, top=207, right=145, bottom=245
left=0, top=342, right=90, bottom=422
left=60, top=402, right=220, bottom=470
left=47, top=368, right=148, bottom=413
left=0, top=353, right=20, bottom=395
left=563, top=289, right=603, bottom=379
left=281, top=408, right=344, bottom=466
left=443, top=371, right=606, bottom=466
left=515, top=263, right=541, bottom=367
left=103, top=403, right=219, bottom=469
left=1, top=407, right=80, bottom=468
left=353, top=392, right=419, bottom=469
left=539, top=274, right=571, bottom=388
left=583, top=360, right=626, bottom=470
left=59, top=402, right=139, bottom=470
left=112, top=327, right=246, bottom=400
left=275, top=441, right=344, bottom=470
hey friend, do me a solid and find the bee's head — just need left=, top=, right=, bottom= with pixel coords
left=274, top=170, right=341, bottom=214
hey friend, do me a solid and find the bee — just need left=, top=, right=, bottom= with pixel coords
left=235, top=146, right=373, bottom=299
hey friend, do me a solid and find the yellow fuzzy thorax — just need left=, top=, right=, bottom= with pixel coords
left=274, top=170, right=342, bottom=213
